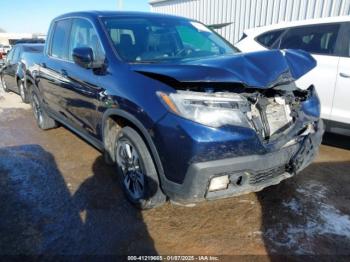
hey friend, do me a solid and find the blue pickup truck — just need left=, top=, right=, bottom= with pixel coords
left=23, top=11, right=324, bottom=209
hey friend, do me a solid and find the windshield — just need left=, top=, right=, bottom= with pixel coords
left=102, top=16, right=238, bottom=63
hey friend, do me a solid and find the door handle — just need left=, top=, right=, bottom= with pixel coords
left=339, top=72, right=350, bottom=78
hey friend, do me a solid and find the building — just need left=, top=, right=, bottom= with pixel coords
left=149, top=0, right=350, bottom=43
left=0, top=33, right=46, bottom=45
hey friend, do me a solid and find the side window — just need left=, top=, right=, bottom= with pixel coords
left=256, top=30, right=284, bottom=48
left=348, top=35, right=350, bottom=57
left=343, top=23, right=350, bottom=57
left=280, top=23, right=340, bottom=55
left=69, top=18, right=105, bottom=64
left=51, top=19, right=71, bottom=60
left=6, top=48, right=14, bottom=62
left=11, top=47, right=21, bottom=62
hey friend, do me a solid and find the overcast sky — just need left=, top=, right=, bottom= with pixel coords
left=0, top=0, right=150, bottom=34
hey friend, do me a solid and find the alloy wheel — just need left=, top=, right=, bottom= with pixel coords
left=117, top=139, right=145, bottom=200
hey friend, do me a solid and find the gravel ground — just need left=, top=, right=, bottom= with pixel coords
left=0, top=91, right=350, bottom=258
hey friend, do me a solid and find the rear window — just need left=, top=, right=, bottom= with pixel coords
left=256, top=30, right=284, bottom=48
left=280, top=23, right=340, bottom=55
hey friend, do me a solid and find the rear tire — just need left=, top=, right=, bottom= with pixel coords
left=18, top=80, right=29, bottom=103
left=31, top=90, right=57, bottom=130
left=115, top=126, right=166, bottom=209
left=1, top=74, right=9, bottom=92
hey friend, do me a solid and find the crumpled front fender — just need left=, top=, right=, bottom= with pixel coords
left=283, top=49, right=317, bottom=80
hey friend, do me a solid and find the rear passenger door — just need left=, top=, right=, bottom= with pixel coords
left=279, top=23, right=341, bottom=121
left=40, top=18, right=72, bottom=115
left=331, top=23, right=350, bottom=125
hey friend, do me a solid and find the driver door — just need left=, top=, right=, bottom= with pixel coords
left=60, top=18, right=106, bottom=138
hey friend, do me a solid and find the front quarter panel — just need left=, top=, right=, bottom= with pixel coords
left=98, top=62, right=175, bottom=136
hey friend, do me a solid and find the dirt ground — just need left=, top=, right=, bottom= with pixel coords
left=1, top=91, right=350, bottom=258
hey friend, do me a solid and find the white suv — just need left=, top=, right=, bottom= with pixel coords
left=236, top=16, right=350, bottom=135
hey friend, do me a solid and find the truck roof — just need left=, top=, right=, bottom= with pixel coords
left=54, top=10, right=189, bottom=21
left=14, top=43, right=45, bottom=47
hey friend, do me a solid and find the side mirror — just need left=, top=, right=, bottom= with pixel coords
left=72, top=47, right=94, bottom=69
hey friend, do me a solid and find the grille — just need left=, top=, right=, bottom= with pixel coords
left=249, top=166, right=286, bottom=185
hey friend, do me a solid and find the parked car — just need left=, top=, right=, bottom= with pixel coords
left=14, top=38, right=45, bottom=44
left=0, top=43, right=44, bottom=102
left=0, top=44, right=11, bottom=55
left=24, top=11, right=323, bottom=209
left=235, top=16, right=350, bottom=135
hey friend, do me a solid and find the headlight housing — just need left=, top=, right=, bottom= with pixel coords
left=158, top=91, right=250, bottom=128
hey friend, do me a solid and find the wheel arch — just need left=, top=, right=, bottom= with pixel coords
left=25, top=75, right=39, bottom=94
left=102, top=109, right=166, bottom=182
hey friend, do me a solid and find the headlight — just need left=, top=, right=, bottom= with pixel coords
left=158, top=91, right=250, bottom=128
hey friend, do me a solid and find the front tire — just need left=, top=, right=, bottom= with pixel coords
left=115, top=126, right=166, bottom=209
left=31, top=90, right=57, bottom=130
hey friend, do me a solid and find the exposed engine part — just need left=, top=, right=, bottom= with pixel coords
left=248, top=95, right=293, bottom=139
left=196, top=83, right=309, bottom=141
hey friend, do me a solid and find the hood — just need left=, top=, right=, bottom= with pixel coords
left=130, top=49, right=316, bottom=89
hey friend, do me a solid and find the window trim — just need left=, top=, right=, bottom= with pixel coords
left=48, top=16, right=106, bottom=63
left=255, top=22, right=348, bottom=58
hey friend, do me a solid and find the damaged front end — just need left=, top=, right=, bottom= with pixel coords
left=143, top=49, right=324, bottom=203
left=158, top=81, right=323, bottom=167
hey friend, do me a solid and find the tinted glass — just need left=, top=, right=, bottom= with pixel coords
left=51, top=19, right=71, bottom=59
left=5, top=49, right=14, bottom=63
left=69, top=18, right=105, bottom=63
left=102, top=17, right=237, bottom=62
left=23, top=45, right=44, bottom=53
left=280, top=24, right=340, bottom=55
left=12, top=47, right=21, bottom=62
left=257, top=30, right=284, bottom=48
left=345, top=23, right=350, bottom=57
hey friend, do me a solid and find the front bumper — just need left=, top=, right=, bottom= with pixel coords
left=161, top=120, right=324, bottom=204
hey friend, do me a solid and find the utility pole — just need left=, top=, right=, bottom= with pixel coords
left=117, top=0, right=123, bottom=10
